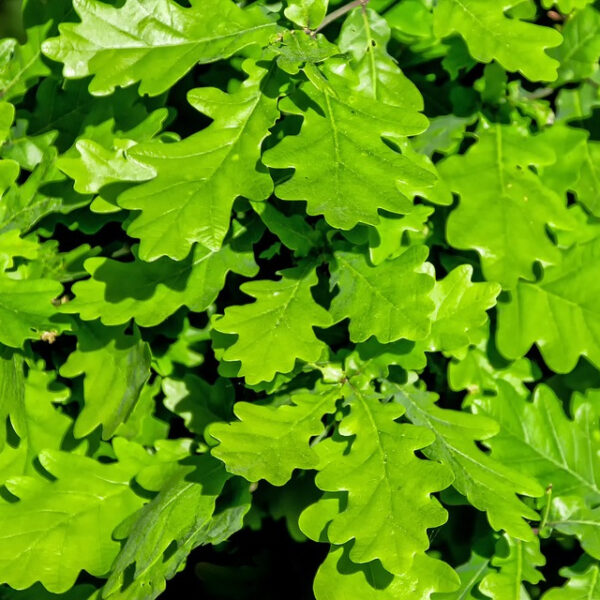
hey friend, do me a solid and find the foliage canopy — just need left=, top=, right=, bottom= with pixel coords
left=1, top=0, right=600, bottom=597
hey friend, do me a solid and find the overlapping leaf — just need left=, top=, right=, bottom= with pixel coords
left=0, top=0, right=71, bottom=101
left=390, top=384, right=542, bottom=540
left=210, top=384, right=339, bottom=485
left=42, top=0, right=278, bottom=96
left=433, top=0, right=562, bottom=81
left=63, top=225, right=258, bottom=327
left=338, top=7, right=423, bottom=108
left=0, top=344, right=25, bottom=452
left=212, top=265, right=332, bottom=384
left=310, top=385, right=452, bottom=574
left=479, top=535, right=545, bottom=600
left=118, top=62, right=280, bottom=259
left=0, top=0, right=597, bottom=597
left=329, top=245, right=435, bottom=343
left=496, top=236, right=600, bottom=372
left=314, top=544, right=460, bottom=600
left=163, top=375, right=234, bottom=436
left=104, top=457, right=248, bottom=600
left=542, top=558, right=600, bottom=599
left=0, top=444, right=147, bottom=592
left=441, top=123, right=572, bottom=287
left=0, top=369, right=72, bottom=484
left=426, top=265, right=500, bottom=353
left=472, top=381, right=600, bottom=502
left=547, top=496, right=600, bottom=560
left=60, top=321, right=151, bottom=439
left=0, top=275, right=63, bottom=348
left=551, top=6, right=600, bottom=85
left=432, top=551, right=492, bottom=599
left=262, top=74, right=433, bottom=230
left=285, top=0, right=328, bottom=29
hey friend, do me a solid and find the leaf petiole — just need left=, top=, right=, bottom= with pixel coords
left=314, top=0, right=370, bottom=33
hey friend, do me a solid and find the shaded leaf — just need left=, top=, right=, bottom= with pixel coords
left=60, top=321, right=151, bottom=439
left=390, top=384, right=542, bottom=540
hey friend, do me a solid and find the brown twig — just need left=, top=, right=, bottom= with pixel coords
left=314, top=0, right=370, bottom=33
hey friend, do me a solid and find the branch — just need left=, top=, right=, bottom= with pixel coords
left=314, top=0, right=370, bottom=33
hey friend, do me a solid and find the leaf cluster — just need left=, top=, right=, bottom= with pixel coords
left=1, top=0, right=600, bottom=598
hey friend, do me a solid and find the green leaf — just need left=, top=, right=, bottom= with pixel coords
left=537, top=124, right=588, bottom=198
left=0, top=0, right=71, bottom=101
left=551, top=6, right=600, bottom=85
left=60, top=321, right=151, bottom=439
left=0, top=230, right=39, bottom=271
left=0, top=273, right=62, bottom=348
left=496, top=236, right=600, bottom=372
left=548, top=496, right=600, bottom=559
left=114, top=379, right=169, bottom=445
left=251, top=200, right=321, bottom=256
left=441, top=123, right=571, bottom=288
left=448, top=343, right=539, bottom=396
left=163, top=375, right=234, bottom=437
left=275, top=30, right=339, bottom=74
left=329, top=245, right=435, bottom=343
left=103, top=457, right=248, bottom=600
left=556, top=79, right=600, bottom=122
left=63, top=228, right=258, bottom=327
left=479, top=535, right=545, bottom=600
left=0, top=138, right=90, bottom=233
left=0, top=444, right=147, bottom=593
left=262, top=76, right=432, bottom=230
left=284, top=0, right=328, bottom=29
left=572, top=141, right=600, bottom=217
left=390, top=384, right=542, bottom=540
left=0, top=102, right=19, bottom=199
left=0, top=344, right=25, bottom=452
left=210, top=384, right=339, bottom=486
left=0, top=369, right=72, bottom=484
left=432, top=551, right=492, bottom=600
left=338, top=8, right=423, bottom=108
left=542, top=558, right=600, bottom=599
left=367, top=205, right=434, bottom=265
left=42, top=0, right=278, bottom=96
left=426, top=265, right=500, bottom=353
left=314, top=544, right=460, bottom=599
left=0, top=102, right=14, bottom=145
left=212, top=265, right=332, bottom=384
left=345, top=337, right=427, bottom=384
left=117, top=62, right=279, bottom=259
left=310, top=385, right=452, bottom=574
left=56, top=139, right=156, bottom=195
left=433, top=0, right=563, bottom=81
left=472, top=381, right=600, bottom=502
